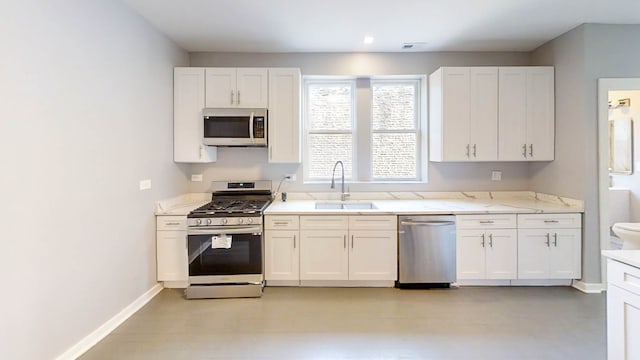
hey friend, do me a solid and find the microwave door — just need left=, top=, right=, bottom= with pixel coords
left=203, top=115, right=251, bottom=146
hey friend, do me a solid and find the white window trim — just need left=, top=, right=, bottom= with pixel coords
left=302, top=75, right=426, bottom=184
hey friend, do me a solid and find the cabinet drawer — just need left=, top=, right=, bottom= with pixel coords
left=456, top=214, right=516, bottom=229
left=300, top=216, right=348, bottom=230
left=517, top=213, right=581, bottom=229
left=349, top=216, right=397, bottom=230
left=157, top=216, right=187, bottom=231
left=608, top=259, right=640, bottom=297
left=265, top=215, right=300, bottom=230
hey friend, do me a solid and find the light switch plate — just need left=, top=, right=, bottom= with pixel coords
left=191, top=174, right=203, bottom=182
left=491, top=171, right=502, bottom=181
left=139, top=179, right=151, bottom=190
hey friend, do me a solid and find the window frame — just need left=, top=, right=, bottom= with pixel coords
left=302, top=75, right=425, bottom=184
left=302, top=78, right=357, bottom=182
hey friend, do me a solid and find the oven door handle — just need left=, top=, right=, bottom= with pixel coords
left=188, top=226, right=262, bottom=235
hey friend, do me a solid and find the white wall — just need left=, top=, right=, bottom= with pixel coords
left=530, top=24, right=640, bottom=284
left=609, top=91, right=640, bottom=221
left=0, top=1, right=189, bottom=358
left=187, top=52, right=533, bottom=193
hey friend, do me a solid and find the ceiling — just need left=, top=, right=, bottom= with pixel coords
left=124, top=0, right=640, bottom=53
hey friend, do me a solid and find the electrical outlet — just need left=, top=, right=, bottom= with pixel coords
left=491, top=171, right=502, bottom=181
left=139, top=179, right=151, bottom=190
left=285, top=174, right=296, bottom=181
left=191, top=174, right=203, bottom=182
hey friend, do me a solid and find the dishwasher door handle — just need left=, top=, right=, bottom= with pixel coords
left=400, top=221, right=456, bottom=227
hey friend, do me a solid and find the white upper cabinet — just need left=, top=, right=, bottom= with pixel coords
left=173, top=67, right=217, bottom=163
left=498, top=66, right=555, bottom=161
left=268, top=68, right=301, bottom=163
left=430, top=67, right=498, bottom=162
left=430, top=66, right=554, bottom=162
left=205, top=68, right=268, bottom=108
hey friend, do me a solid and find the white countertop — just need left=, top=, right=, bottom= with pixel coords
left=265, top=191, right=583, bottom=215
left=602, top=250, right=640, bottom=269
left=155, top=193, right=210, bottom=215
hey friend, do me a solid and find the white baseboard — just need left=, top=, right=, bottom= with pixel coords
left=572, top=280, right=605, bottom=293
left=55, top=283, right=163, bottom=360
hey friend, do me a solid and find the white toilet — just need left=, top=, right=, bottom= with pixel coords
left=612, top=223, right=640, bottom=250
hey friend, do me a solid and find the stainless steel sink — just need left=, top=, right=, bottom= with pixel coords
left=314, top=201, right=377, bottom=210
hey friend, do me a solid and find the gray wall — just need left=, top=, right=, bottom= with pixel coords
left=0, top=1, right=189, bottom=358
left=531, top=24, right=640, bottom=284
left=188, top=52, right=533, bottom=193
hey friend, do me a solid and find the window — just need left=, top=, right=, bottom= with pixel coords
left=303, top=77, right=422, bottom=183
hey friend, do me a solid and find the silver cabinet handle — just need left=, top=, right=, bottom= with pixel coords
left=544, top=220, right=559, bottom=223
left=293, top=234, right=296, bottom=249
left=545, top=233, right=550, bottom=247
left=488, top=233, right=493, bottom=248
left=529, top=144, right=534, bottom=157
left=479, top=220, right=494, bottom=224
left=522, top=144, right=527, bottom=158
left=473, top=144, right=477, bottom=157
left=237, top=90, right=240, bottom=104
left=481, top=233, right=486, bottom=247
left=165, top=222, right=181, bottom=226
left=466, top=144, right=470, bottom=158
left=344, top=235, right=346, bottom=249
left=553, top=233, right=558, bottom=247
left=351, top=235, right=354, bottom=249
left=269, top=146, right=272, bottom=160
left=230, top=90, right=234, bottom=105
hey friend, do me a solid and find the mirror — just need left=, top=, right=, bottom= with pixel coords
left=609, top=118, right=633, bottom=174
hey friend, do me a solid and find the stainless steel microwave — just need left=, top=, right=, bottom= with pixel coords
left=203, top=108, right=267, bottom=147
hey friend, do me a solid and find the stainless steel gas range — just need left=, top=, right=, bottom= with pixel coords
left=185, top=180, right=272, bottom=299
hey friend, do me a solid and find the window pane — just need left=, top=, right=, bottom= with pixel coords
left=372, top=133, right=416, bottom=179
left=307, top=134, right=352, bottom=179
left=372, top=83, right=416, bottom=130
left=307, top=84, right=353, bottom=130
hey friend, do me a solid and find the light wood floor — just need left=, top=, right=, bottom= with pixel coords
left=80, top=286, right=606, bottom=359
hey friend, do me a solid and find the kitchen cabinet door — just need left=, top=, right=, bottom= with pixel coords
left=348, top=230, right=397, bottom=281
left=265, top=230, right=299, bottom=281
left=456, top=229, right=487, bottom=279
left=156, top=230, right=187, bottom=282
left=430, top=67, right=498, bottom=162
left=204, top=68, right=268, bottom=108
left=469, top=67, right=498, bottom=161
left=498, top=66, right=554, bottom=161
left=205, top=67, right=237, bottom=108
left=517, top=229, right=550, bottom=279
left=547, top=228, right=581, bottom=279
left=236, top=68, right=268, bottom=108
left=525, top=67, right=555, bottom=161
left=299, top=230, right=348, bottom=281
left=173, top=67, right=217, bottom=163
left=485, top=229, right=517, bottom=279
left=268, top=68, right=301, bottom=163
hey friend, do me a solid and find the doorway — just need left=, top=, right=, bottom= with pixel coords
left=597, top=78, right=640, bottom=283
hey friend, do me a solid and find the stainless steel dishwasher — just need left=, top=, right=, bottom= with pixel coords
left=397, top=215, right=456, bottom=288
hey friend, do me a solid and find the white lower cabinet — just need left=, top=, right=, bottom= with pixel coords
left=517, top=214, right=582, bottom=279
left=156, top=216, right=188, bottom=287
left=456, top=215, right=517, bottom=280
left=606, top=259, right=640, bottom=360
left=265, top=215, right=397, bottom=285
left=264, top=216, right=300, bottom=284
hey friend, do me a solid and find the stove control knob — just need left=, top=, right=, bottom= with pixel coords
left=222, top=218, right=228, bottom=225
left=238, top=218, right=244, bottom=224
left=196, top=219, right=202, bottom=225
left=207, top=219, right=212, bottom=225
left=247, top=218, right=253, bottom=224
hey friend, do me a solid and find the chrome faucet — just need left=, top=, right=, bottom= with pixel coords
left=330, top=160, right=349, bottom=201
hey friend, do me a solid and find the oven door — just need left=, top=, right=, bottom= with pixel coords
left=203, top=108, right=267, bottom=146
left=187, top=226, right=263, bottom=284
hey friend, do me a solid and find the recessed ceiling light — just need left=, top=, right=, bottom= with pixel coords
left=363, top=36, right=374, bottom=44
